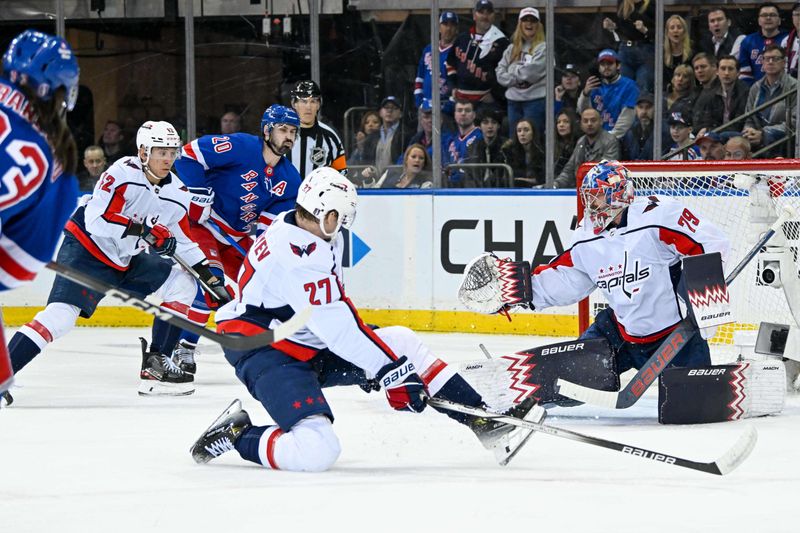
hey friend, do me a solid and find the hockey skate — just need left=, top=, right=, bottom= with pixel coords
left=190, top=399, right=252, bottom=464
left=0, top=391, right=12, bottom=408
left=469, top=397, right=546, bottom=466
left=138, top=338, right=195, bottom=396
left=171, top=340, right=197, bottom=374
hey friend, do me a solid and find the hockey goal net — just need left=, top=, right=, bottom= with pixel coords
left=576, top=159, right=800, bottom=363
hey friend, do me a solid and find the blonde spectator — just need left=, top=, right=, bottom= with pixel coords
left=664, top=15, right=693, bottom=85
left=665, top=64, right=696, bottom=115
left=374, top=144, right=432, bottom=189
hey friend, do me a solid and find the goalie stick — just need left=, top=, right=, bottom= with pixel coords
left=429, top=398, right=757, bottom=475
left=45, top=261, right=311, bottom=350
left=557, top=204, right=797, bottom=409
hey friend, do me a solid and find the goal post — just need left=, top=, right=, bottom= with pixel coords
left=575, top=159, right=800, bottom=362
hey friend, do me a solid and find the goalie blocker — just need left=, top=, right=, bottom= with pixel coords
left=658, top=361, right=785, bottom=424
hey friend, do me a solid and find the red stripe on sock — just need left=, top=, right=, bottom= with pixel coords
left=26, top=319, right=53, bottom=344
left=420, top=359, right=447, bottom=386
left=266, top=427, right=284, bottom=469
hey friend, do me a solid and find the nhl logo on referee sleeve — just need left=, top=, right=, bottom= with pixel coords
left=311, top=146, right=328, bottom=166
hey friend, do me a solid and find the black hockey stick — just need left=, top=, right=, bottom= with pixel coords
left=45, top=261, right=311, bottom=350
left=429, top=398, right=757, bottom=475
left=557, top=204, right=796, bottom=409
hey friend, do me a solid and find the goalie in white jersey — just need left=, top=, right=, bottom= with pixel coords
left=7, top=121, right=225, bottom=397
left=190, top=167, right=545, bottom=471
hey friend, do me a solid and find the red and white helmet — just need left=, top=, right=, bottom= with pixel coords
left=136, top=120, right=181, bottom=163
left=296, top=167, right=357, bottom=240
left=580, top=159, right=634, bottom=234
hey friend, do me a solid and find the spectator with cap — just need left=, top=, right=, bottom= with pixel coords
left=415, top=11, right=458, bottom=116
left=553, top=108, right=619, bottom=189
left=446, top=0, right=509, bottom=107
left=555, top=63, right=581, bottom=113
left=406, top=99, right=452, bottom=162
left=742, top=44, right=797, bottom=157
left=724, top=136, right=752, bottom=160
left=695, top=131, right=725, bottom=161
left=578, top=48, right=639, bottom=139
left=360, top=96, right=408, bottom=181
left=699, top=8, right=744, bottom=61
left=495, top=6, right=547, bottom=137
left=600, top=0, right=655, bottom=92
left=219, top=111, right=241, bottom=135
left=621, top=92, right=654, bottom=160
left=780, top=3, right=800, bottom=77
left=445, top=99, right=483, bottom=186
left=663, top=14, right=694, bottom=88
left=738, top=2, right=787, bottom=85
left=664, top=110, right=700, bottom=160
left=466, top=105, right=508, bottom=187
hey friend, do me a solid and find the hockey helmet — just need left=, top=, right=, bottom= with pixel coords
left=136, top=120, right=181, bottom=162
left=580, top=159, right=634, bottom=234
left=291, top=80, right=322, bottom=101
left=296, top=166, right=357, bottom=240
left=260, top=104, right=300, bottom=135
left=2, top=30, right=79, bottom=111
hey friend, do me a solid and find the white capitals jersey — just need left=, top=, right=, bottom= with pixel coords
left=67, top=156, right=206, bottom=269
left=215, top=210, right=397, bottom=377
left=531, top=195, right=730, bottom=341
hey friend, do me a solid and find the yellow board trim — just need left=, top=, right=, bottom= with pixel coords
left=1, top=306, right=580, bottom=337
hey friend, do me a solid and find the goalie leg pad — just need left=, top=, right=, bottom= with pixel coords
left=658, top=361, right=786, bottom=424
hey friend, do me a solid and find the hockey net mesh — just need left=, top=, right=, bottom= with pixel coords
left=576, top=160, right=800, bottom=362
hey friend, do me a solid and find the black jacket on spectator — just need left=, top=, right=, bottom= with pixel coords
left=691, top=77, right=749, bottom=133
left=502, top=139, right=545, bottom=187
left=465, top=135, right=509, bottom=187
left=555, top=136, right=578, bottom=177
left=620, top=119, right=654, bottom=160
left=608, top=1, right=655, bottom=44
left=446, top=28, right=510, bottom=103
left=359, top=127, right=409, bottom=168
left=698, top=28, right=742, bottom=60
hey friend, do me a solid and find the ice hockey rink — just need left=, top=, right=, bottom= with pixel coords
left=1, top=327, right=798, bottom=533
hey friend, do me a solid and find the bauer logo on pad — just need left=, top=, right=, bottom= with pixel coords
left=683, top=252, right=734, bottom=329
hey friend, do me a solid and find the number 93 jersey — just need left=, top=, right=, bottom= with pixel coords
left=0, top=79, right=79, bottom=290
left=531, top=195, right=731, bottom=341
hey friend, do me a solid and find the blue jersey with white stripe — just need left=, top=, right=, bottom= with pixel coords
left=0, top=78, right=79, bottom=290
left=175, top=132, right=301, bottom=236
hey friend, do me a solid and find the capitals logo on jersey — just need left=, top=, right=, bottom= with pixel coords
left=596, top=251, right=649, bottom=299
left=290, top=242, right=317, bottom=257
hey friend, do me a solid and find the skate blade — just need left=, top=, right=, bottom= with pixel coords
left=138, top=380, right=195, bottom=396
left=189, top=399, right=242, bottom=457
left=496, top=406, right=547, bottom=467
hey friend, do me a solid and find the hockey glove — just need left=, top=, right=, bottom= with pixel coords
left=192, top=259, right=232, bottom=305
left=142, top=224, right=177, bottom=257
left=458, top=253, right=533, bottom=315
left=375, top=356, right=428, bottom=413
left=187, top=186, right=214, bottom=224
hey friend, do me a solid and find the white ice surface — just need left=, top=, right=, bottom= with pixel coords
left=1, top=328, right=799, bottom=533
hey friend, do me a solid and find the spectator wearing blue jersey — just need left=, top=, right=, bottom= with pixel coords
left=445, top=99, right=483, bottom=186
left=601, top=0, right=655, bottom=93
left=414, top=11, right=458, bottom=116
left=495, top=7, right=547, bottom=137
left=738, top=3, right=787, bottom=85
left=578, top=49, right=639, bottom=140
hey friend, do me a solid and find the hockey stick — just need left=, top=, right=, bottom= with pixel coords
left=557, top=204, right=797, bottom=409
left=204, top=219, right=248, bottom=256
left=45, top=261, right=311, bottom=350
left=428, top=398, right=757, bottom=475
left=169, top=252, right=228, bottom=305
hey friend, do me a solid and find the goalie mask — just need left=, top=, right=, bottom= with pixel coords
left=296, top=167, right=357, bottom=241
left=580, top=159, right=634, bottom=234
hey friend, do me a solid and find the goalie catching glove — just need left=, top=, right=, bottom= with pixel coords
left=375, top=356, right=428, bottom=412
left=458, top=253, right=533, bottom=314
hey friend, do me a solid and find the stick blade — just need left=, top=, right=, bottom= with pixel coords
left=556, top=378, right=621, bottom=408
left=712, top=425, right=758, bottom=476
left=272, top=306, right=313, bottom=343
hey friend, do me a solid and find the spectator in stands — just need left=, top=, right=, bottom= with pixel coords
left=374, top=144, right=432, bottom=189
left=466, top=106, right=508, bottom=187
left=690, top=53, right=721, bottom=132
left=555, top=64, right=581, bottom=114
left=693, top=55, right=749, bottom=136
left=781, top=2, right=800, bottom=77
left=665, top=64, right=696, bottom=117
left=501, top=117, right=544, bottom=187
left=97, top=120, right=130, bottom=164
left=692, top=53, right=717, bottom=92
left=553, top=108, right=619, bottom=189
left=408, top=99, right=451, bottom=162
left=219, top=111, right=241, bottom=134
left=446, top=99, right=483, bottom=186
left=446, top=0, right=509, bottom=107
left=350, top=110, right=381, bottom=165
left=372, top=96, right=407, bottom=173
left=739, top=2, right=787, bottom=85
left=554, top=108, right=580, bottom=177
left=664, top=110, right=700, bottom=160
left=415, top=11, right=458, bottom=116
left=578, top=49, right=639, bottom=139
left=496, top=7, right=547, bottom=137
left=695, top=131, right=725, bottom=161
left=724, top=135, right=752, bottom=160
left=663, top=15, right=694, bottom=87
left=742, top=45, right=797, bottom=157
left=76, top=145, right=107, bottom=192
left=621, top=92, right=654, bottom=160
left=601, top=0, right=655, bottom=93
left=699, top=8, right=744, bottom=61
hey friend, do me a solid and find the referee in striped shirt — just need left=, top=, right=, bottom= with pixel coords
left=288, top=80, right=348, bottom=177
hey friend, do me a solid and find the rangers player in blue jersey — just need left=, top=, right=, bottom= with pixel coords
left=169, top=105, right=302, bottom=374
left=0, top=30, right=80, bottom=401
